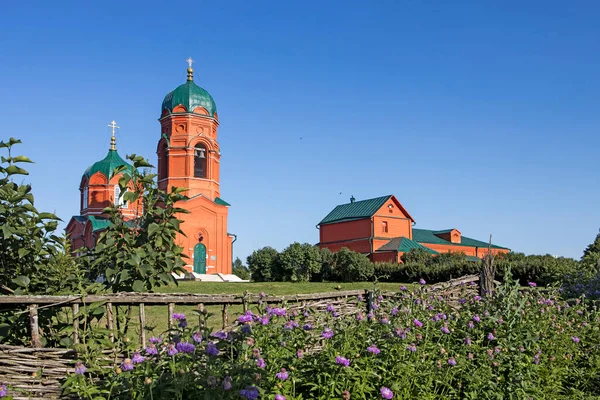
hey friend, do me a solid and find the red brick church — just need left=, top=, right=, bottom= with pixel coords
left=66, top=60, right=234, bottom=275
left=317, top=195, right=509, bottom=262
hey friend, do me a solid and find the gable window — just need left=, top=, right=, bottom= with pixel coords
left=194, top=144, right=207, bottom=178
left=114, top=185, right=128, bottom=208
left=382, top=221, right=388, bottom=233
left=83, top=187, right=89, bottom=209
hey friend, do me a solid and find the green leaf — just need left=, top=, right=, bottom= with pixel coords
left=148, top=222, right=160, bottom=237
left=11, top=155, right=34, bottom=163
left=5, top=165, right=29, bottom=175
left=132, top=280, right=145, bottom=292
left=38, top=212, right=59, bottom=220
left=12, top=275, right=30, bottom=288
left=17, top=248, right=30, bottom=258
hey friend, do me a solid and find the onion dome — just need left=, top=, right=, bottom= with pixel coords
left=83, top=121, right=133, bottom=179
left=161, top=59, right=217, bottom=117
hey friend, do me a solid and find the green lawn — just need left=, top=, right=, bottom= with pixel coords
left=125, top=281, right=408, bottom=343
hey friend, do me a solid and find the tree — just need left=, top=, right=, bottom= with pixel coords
left=581, top=231, right=600, bottom=274
left=329, top=247, right=374, bottom=282
left=232, top=257, right=250, bottom=280
left=247, top=247, right=280, bottom=282
left=401, top=248, right=433, bottom=264
left=84, top=154, right=189, bottom=293
left=278, top=242, right=322, bottom=282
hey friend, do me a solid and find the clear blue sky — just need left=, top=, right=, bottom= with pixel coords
left=1, top=1, right=599, bottom=261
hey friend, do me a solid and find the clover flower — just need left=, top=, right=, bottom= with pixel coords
left=167, top=344, right=178, bottom=356
left=322, top=328, right=334, bottom=339
left=335, top=356, right=350, bottom=367
left=276, top=368, right=289, bottom=380
left=131, top=351, right=145, bottom=364
left=204, top=342, right=218, bottom=357
left=240, top=386, right=259, bottom=399
left=121, top=358, right=134, bottom=371
left=223, top=376, right=232, bottom=391
left=381, top=386, right=393, bottom=399
left=367, top=345, right=381, bottom=355
left=74, top=361, right=86, bottom=375
left=176, top=341, right=195, bottom=354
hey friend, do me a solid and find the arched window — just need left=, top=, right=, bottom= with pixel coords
left=158, top=143, right=169, bottom=180
left=83, top=187, right=89, bottom=209
left=194, top=144, right=207, bottom=178
left=114, top=185, right=128, bottom=208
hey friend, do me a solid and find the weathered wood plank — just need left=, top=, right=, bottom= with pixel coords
left=72, top=304, right=79, bottom=344
left=28, top=304, right=42, bottom=348
left=139, top=303, right=146, bottom=348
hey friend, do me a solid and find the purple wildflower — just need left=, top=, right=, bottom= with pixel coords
left=172, top=313, right=186, bottom=320
left=192, top=331, right=203, bottom=343
left=167, top=344, right=178, bottom=356
left=487, top=332, right=495, bottom=341
left=367, top=345, right=381, bottom=355
left=269, top=307, right=287, bottom=317
left=240, top=386, right=259, bottom=399
left=572, top=336, right=580, bottom=343
left=381, top=387, right=394, bottom=399
left=238, top=311, right=253, bottom=323
left=0, top=384, right=6, bottom=398
left=473, top=314, right=481, bottom=323
left=131, top=351, right=145, bottom=364
left=528, top=282, right=537, bottom=287
left=258, top=315, right=270, bottom=325
left=467, top=321, right=475, bottom=329
left=473, top=295, right=482, bottom=301
left=241, top=324, right=252, bottom=334
left=322, top=328, right=334, bottom=339
left=448, top=357, right=457, bottom=366
left=407, top=343, right=417, bottom=352
left=464, top=337, right=472, bottom=346
left=223, top=376, right=232, bottom=391
left=297, top=349, right=304, bottom=358
left=149, top=337, right=161, bottom=344
left=419, top=278, right=426, bottom=285
left=367, top=311, right=375, bottom=320
left=326, top=304, right=335, bottom=312
left=74, top=361, right=86, bottom=375
left=275, top=395, right=286, bottom=400
left=335, top=356, right=350, bottom=367
left=413, top=319, right=423, bottom=328
left=380, top=317, right=390, bottom=324
left=356, top=312, right=365, bottom=321
left=145, top=343, right=158, bottom=355
left=276, top=368, right=289, bottom=380
left=255, top=358, right=266, bottom=368
left=121, top=358, right=134, bottom=371
left=395, top=327, right=407, bottom=339
left=176, top=341, right=195, bottom=354
left=211, top=331, right=228, bottom=340
left=459, top=298, right=467, bottom=304
left=400, top=285, right=407, bottom=291
left=303, top=323, right=313, bottom=331
left=391, top=307, right=399, bottom=316
left=441, top=326, right=450, bottom=334
left=206, top=342, right=219, bottom=357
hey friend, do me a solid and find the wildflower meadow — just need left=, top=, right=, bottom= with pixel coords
left=58, top=274, right=600, bottom=400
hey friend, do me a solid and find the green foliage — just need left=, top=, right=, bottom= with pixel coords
left=232, top=257, right=250, bottom=280
left=60, top=278, right=600, bottom=399
left=580, top=231, right=600, bottom=273
left=324, top=247, right=374, bottom=282
left=400, top=248, right=432, bottom=264
left=85, top=154, right=188, bottom=293
left=246, top=246, right=279, bottom=282
left=277, top=242, right=323, bottom=282
left=0, top=138, right=63, bottom=294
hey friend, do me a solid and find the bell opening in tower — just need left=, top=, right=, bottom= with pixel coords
left=194, top=144, right=207, bottom=178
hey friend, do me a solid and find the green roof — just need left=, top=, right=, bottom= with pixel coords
left=162, top=80, right=217, bottom=117
left=319, top=195, right=392, bottom=225
left=412, top=228, right=509, bottom=250
left=87, top=216, right=111, bottom=232
left=215, top=197, right=231, bottom=206
left=83, top=150, right=133, bottom=180
left=466, top=256, right=482, bottom=262
left=377, top=237, right=439, bottom=254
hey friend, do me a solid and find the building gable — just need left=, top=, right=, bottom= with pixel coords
left=373, top=196, right=415, bottom=222
left=319, top=195, right=392, bottom=225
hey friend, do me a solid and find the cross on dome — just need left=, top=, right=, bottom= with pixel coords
left=186, top=57, right=194, bottom=69
left=108, top=120, right=119, bottom=150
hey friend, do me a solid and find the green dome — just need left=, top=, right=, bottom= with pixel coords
left=161, top=80, right=217, bottom=117
left=83, top=150, right=133, bottom=180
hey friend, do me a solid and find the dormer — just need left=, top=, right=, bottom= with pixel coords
left=434, top=229, right=462, bottom=244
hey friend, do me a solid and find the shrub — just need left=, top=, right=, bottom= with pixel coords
left=324, top=247, right=374, bottom=282
left=247, top=246, right=280, bottom=282
left=278, top=242, right=323, bottom=282
left=232, top=257, right=251, bottom=280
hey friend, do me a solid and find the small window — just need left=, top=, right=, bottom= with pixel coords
left=194, top=144, right=207, bottom=178
left=114, top=186, right=128, bottom=208
left=382, top=221, right=388, bottom=233
left=83, top=187, right=89, bottom=209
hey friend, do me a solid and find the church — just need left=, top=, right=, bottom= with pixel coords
left=66, top=60, right=234, bottom=275
left=317, top=195, right=510, bottom=262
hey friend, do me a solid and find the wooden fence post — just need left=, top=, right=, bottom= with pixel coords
left=139, top=303, right=146, bottom=348
left=29, top=304, right=42, bottom=348
left=366, top=290, right=373, bottom=315
left=198, top=303, right=205, bottom=332
left=106, top=302, right=114, bottom=342
left=168, top=303, right=174, bottom=330
left=72, top=304, right=79, bottom=344
left=222, top=304, right=229, bottom=329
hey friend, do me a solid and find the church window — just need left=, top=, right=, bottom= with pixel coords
left=83, top=187, right=89, bottom=209
left=114, top=185, right=128, bottom=208
left=158, top=143, right=169, bottom=180
left=194, top=144, right=207, bottom=178
left=382, top=221, right=388, bottom=233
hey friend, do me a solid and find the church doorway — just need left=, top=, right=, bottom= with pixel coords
left=193, top=243, right=207, bottom=274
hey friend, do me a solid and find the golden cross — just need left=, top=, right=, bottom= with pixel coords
left=108, top=120, right=119, bottom=150
left=186, top=57, right=194, bottom=69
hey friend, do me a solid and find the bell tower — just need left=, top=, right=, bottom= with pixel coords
left=157, top=57, right=221, bottom=200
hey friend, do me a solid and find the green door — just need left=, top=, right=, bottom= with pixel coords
left=193, top=243, right=207, bottom=274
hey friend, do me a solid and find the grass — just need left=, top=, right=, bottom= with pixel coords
left=123, top=281, right=408, bottom=342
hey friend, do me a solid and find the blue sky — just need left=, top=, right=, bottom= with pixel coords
left=1, top=1, right=599, bottom=261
